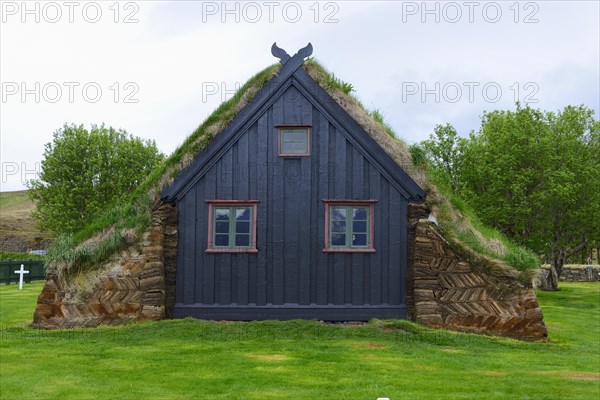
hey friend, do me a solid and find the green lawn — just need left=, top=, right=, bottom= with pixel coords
left=1, top=282, right=598, bottom=399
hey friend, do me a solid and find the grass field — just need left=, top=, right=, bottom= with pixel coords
left=1, top=283, right=598, bottom=399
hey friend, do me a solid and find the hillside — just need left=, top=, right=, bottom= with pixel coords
left=0, top=190, right=48, bottom=251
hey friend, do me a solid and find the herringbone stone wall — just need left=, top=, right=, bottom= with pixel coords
left=408, top=204, right=547, bottom=340
left=32, top=203, right=177, bottom=329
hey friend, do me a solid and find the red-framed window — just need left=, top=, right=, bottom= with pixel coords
left=323, top=200, right=376, bottom=253
left=278, top=126, right=311, bottom=157
left=206, top=200, right=258, bottom=253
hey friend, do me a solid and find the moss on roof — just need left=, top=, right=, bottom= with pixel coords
left=47, top=58, right=539, bottom=283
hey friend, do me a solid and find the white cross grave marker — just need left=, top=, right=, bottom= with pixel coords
left=14, top=264, right=29, bottom=290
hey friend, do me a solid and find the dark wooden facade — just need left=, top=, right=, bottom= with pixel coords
left=162, top=44, right=425, bottom=321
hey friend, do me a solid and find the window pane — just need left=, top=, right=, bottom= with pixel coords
left=332, top=220, right=346, bottom=233
left=235, top=234, right=250, bottom=247
left=281, top=129, right=308, bottom=154
left=331, top=207, right=346, bottom=221
left=353, top=208, right=368, bottom=220
left=236, top=208, right=251, bottom=221
left=352, top=234, right=367, bottom=246
left=236, top=221, right=250, bottom=234
left=215, top=235, right=229, bottom=247
left=215, top=208, right=230, bottom=221
left=290, top=141, right=308, bottom=153
left=331, top=233, right=346, bottom=246
left=282, top=142, right=306, bottom=154
left=283, top=131, right=306, bottom=141
left=215, top=221, right=229, bottom=234
left=353, top=221, right=367, bottom=233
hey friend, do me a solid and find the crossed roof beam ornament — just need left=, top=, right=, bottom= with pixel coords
left=271, top=42, right=313, bottom=65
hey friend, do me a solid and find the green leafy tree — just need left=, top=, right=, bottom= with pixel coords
left=459, top=105, right=600, bottom=289
left=28, top=124, right=164, bottom=236
left=422, top=123, right=467, bottom=192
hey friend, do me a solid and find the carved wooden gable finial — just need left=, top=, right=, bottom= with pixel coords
left=271, top=42, right=313, bottom=65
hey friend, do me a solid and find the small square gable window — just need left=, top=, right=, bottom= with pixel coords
left=278, top=126, right=310, bottom=156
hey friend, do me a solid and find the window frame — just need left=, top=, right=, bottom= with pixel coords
left=206, top=200, right=258, bottom=253
left=277, top=125, right=311, bottom=157
left=323, top=200, right=376, bottom=253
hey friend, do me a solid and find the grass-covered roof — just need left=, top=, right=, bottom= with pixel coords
left=47, top=58, right=539, bottom=284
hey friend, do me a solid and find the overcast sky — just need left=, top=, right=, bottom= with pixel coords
left=1, top=0, right=598, bottom=191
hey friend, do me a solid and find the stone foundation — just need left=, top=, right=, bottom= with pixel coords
left=408, top=204, right=547, bottom=340
left=32, top=203, right=177, bottom=329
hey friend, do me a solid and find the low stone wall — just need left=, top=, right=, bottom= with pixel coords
left=32, top=203, right=177, bottom=329
left=555, top=265, right=599, bottom=282
left=537, top=265, right=599, bottom=290
left=408, top=204, right=547, bottom=340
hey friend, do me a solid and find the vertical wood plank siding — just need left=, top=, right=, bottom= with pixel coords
left=174, top=85, right=411, bottom=320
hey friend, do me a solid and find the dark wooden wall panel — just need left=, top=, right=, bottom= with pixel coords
left=194, top=181, right=205, bottom=304
left=388, top=187, right=403, bottom=305
left=309, top=107, right=321, bottom=305
left=175, top=198, right=186, bottom=304
left=181, top=192, right=196, bottom=304
left=368, top=164, right=382, bottom=305
left=256, top=114, right=269, bottom=306
left=380, top=179, right=390, bottom=304
left=332, top=126, right=347, bottom=305
left=316, top=113, right=330, bottom=305
left=271, top=96, right=285, bottom=305
left=236, top=133, right=249, bottom=305
left=399, top=199, right=409, bottom=306
left=264, top=108, right=275, bottom=306
left=283, top=158, right=300, bottom=304
left=298, top=104, right=313, bottom=305
left=202, top=171, right=216, bottom=304
left=246, top=123, right=258, bottom=306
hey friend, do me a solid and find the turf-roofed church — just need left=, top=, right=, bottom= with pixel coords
left=162, top=43, right=424, bottom=320
left=33, top=43, right=547, bottom=339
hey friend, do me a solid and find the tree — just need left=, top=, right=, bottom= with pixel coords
left=421, top=123, right=466, bottom=193
left=459, top=105, right=600, bottom=289
left=28, top=124, right=164, bottom=236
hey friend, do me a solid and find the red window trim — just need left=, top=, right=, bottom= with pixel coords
left=322, top=200, right=376, bottom=253
left=277, top=125, right=311, bottom=157
left=205, top=200, right=259, bottom=204
left=206, top=200, right=258, bottom=254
